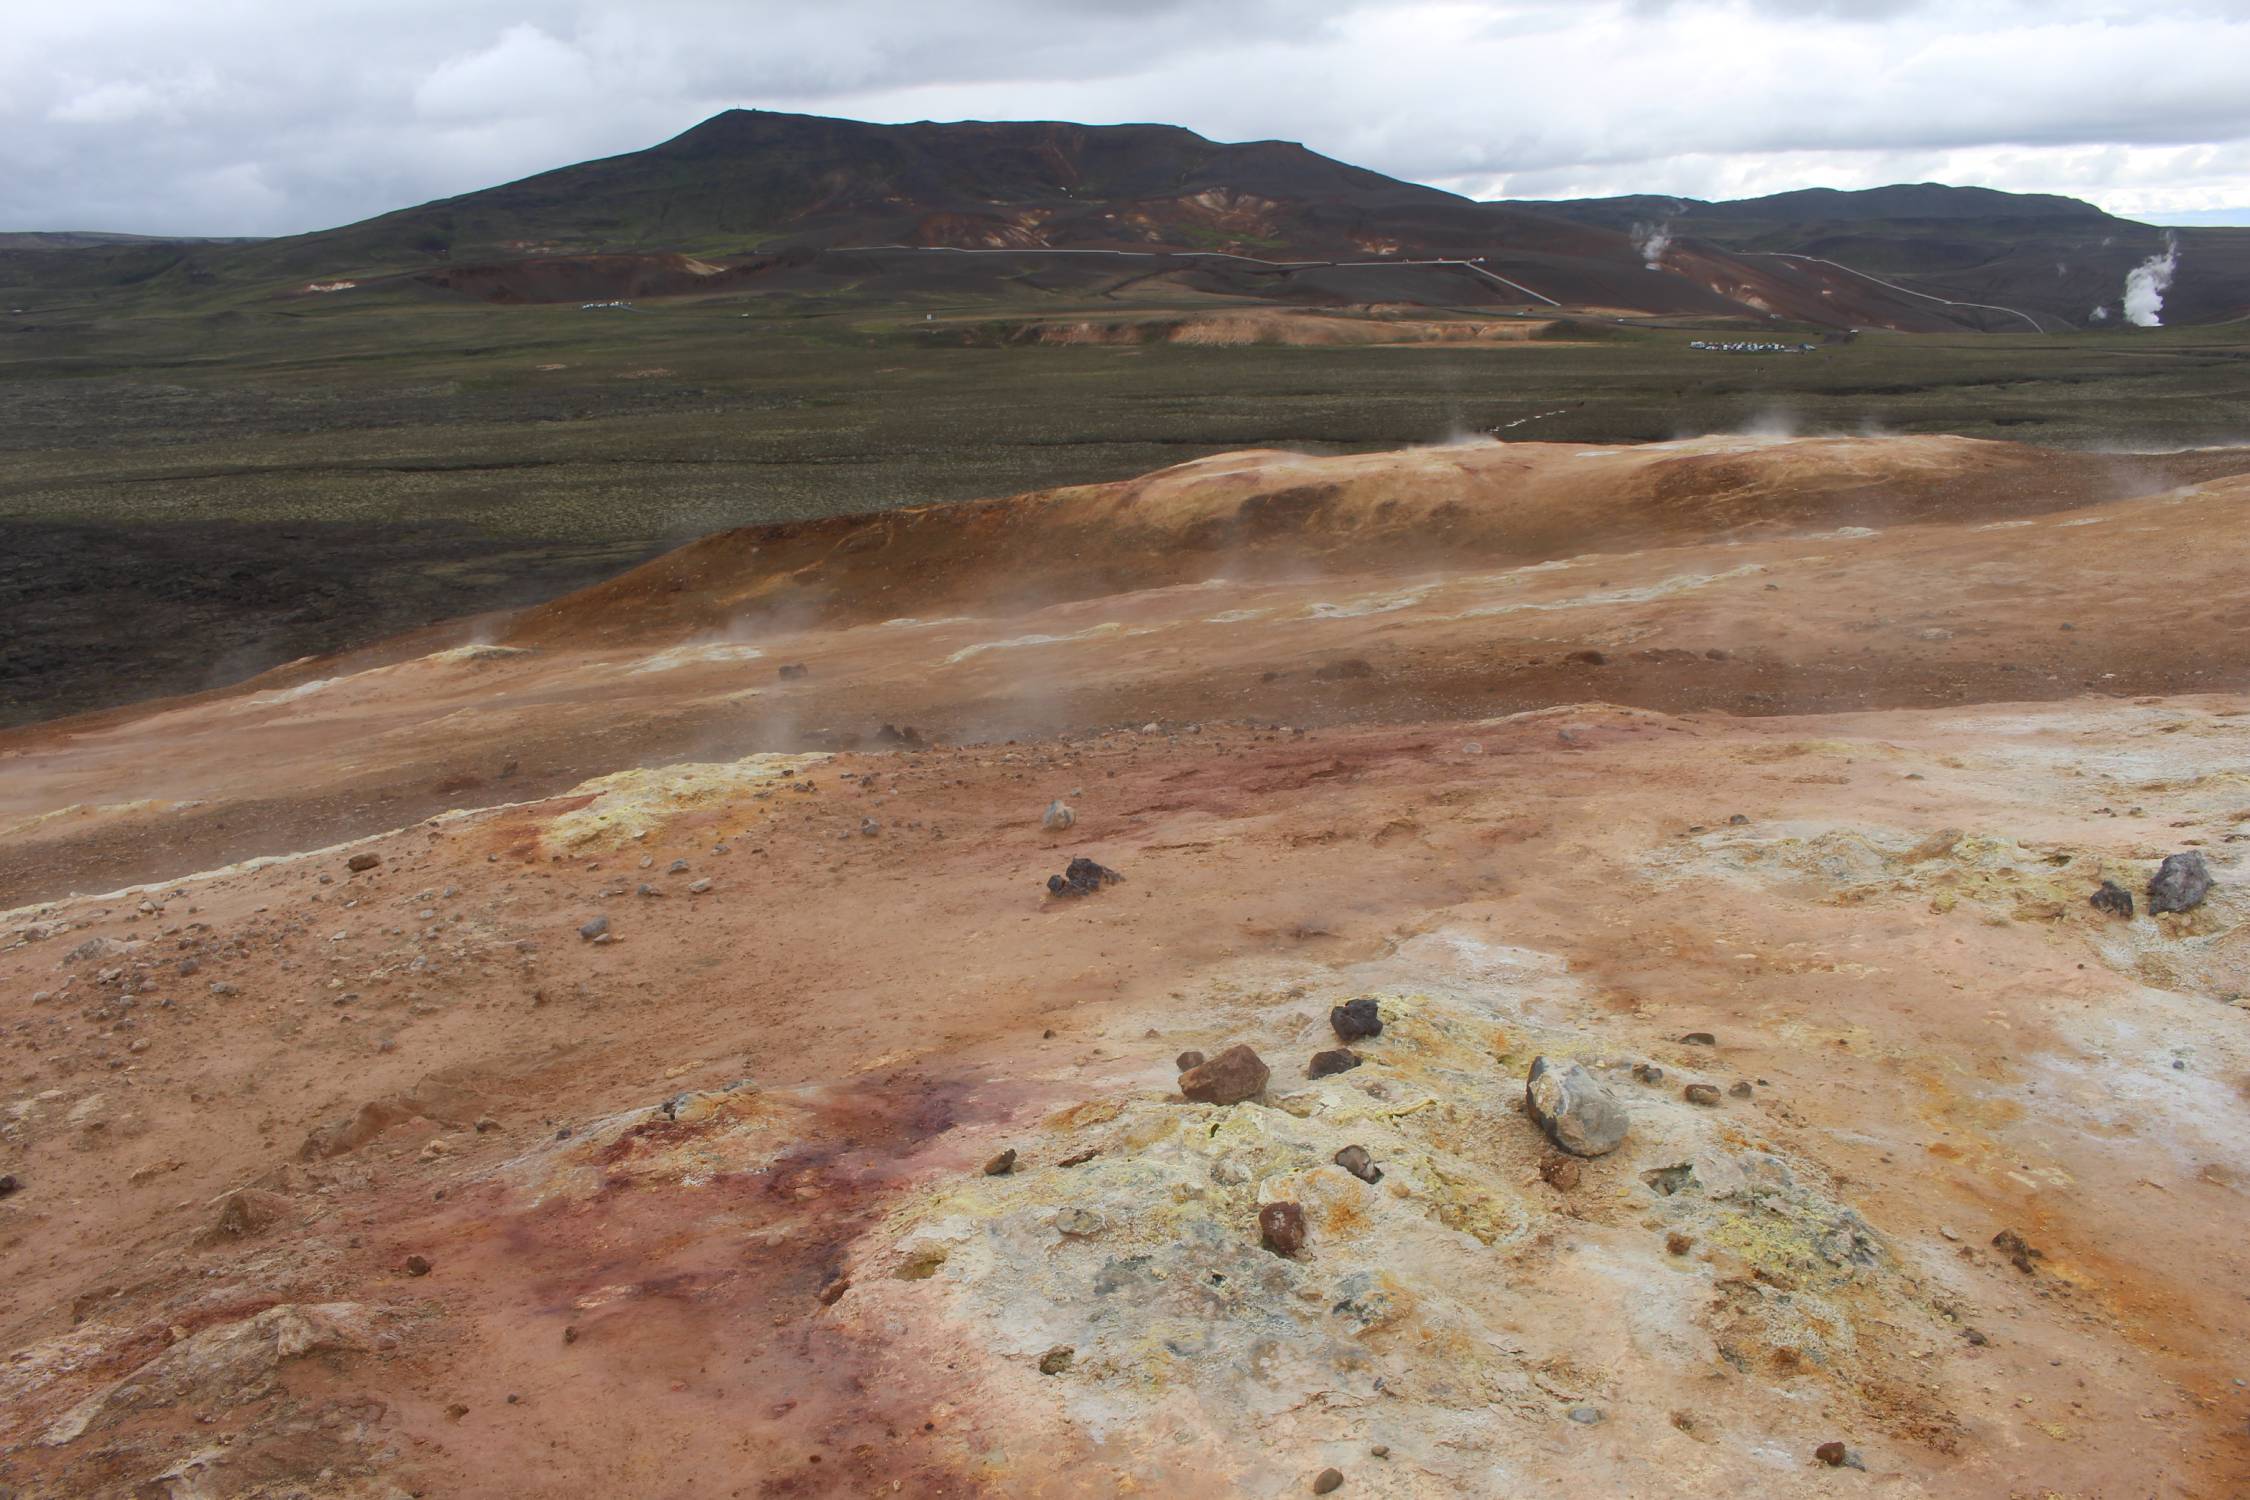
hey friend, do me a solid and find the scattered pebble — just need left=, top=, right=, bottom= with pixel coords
left=1308, top=1048, right=1362, bottom=1079
left=1046, top=856, right=1125, bottom=898
left=404, top=1255, right=432, bottom=1277
left=578, top=915, right=610, bottom=941
left=1333, top=1145, right=1382, bottom=1183
left=1330, top=997, right=1382, bottom=1042
left=2148, top=850, right=2212, bottom=914
left=1679, top=1031, right=1716, bottom=1046
left=983, top=1149, right=1017, bottom=1177
left=2090, top=879, right=2135, bottom=918
left=1683, top=1083, right=1722, bottom=1107
left=1815, top=1440, right=1848, bottom=1467
left=1180, top=1044, right=1270, bottom=1105
left=1175, top=1050, right=1206, bottom=1073
left=1042, top=800, right=1076, bottom=831
left=1038, top=1346, right=1075, bottom=1376
left=1259, top=1201, right=1308, bottom=1256
left=346, top=853, right=381, bottom=873
left=1311, top=1468, right=1344, bottom=1495
left=1567, top=1405, right=1604, bottom=1425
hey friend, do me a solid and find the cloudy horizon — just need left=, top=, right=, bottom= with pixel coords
left=7, top=0, right=2249, bottom=238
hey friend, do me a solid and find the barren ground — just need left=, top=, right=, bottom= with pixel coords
left=2, top=434, right=2246, bottom=1498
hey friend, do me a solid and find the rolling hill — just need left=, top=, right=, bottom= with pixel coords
left=7, top=114, right=2248, bottom=330
left=1512, top=182, right=2250, bottom=329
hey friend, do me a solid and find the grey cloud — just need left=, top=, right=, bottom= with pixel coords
left=2, top=0, right=2245, bottom=236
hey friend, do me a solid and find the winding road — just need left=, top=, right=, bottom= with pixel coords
left=1748, top=250, right=2050, bottom=333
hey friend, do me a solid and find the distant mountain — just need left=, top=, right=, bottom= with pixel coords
left=8, top=116, right=2245, bottom=330
left=1510, top=183, right=2248, bottom=329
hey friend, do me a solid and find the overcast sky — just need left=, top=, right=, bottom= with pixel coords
left=7, top=0, right=2248, bottom=236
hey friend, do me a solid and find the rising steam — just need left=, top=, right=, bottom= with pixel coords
left=2123, top=233, right=2179, bottom=327
left=1631, top=220, right=1673, bottom=271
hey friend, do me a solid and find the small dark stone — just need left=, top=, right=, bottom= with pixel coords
left=1059, top=1149, right=1099, bottom=1167
left=1333, top=1145, right=1382, bottom=1183
left=1175, top=1050, right=1206, bottom=1073
left=983, top=1149, right=1017, bottom=1177
left=777, top=663, right=810, bottom=680
left=817, top=1276, right=850, bottom=1305
left=1728, top=814, right=1749, bottom=825
left=1815, top=1441, right=1847, bottom=1467
left=1308, top=1048, right=1362, bottom=1079
left=1666, top=1231, right=1694, bottom=1255
left=1047, top=856, right=1125, bottom=898
left=1180, top=1044, right=1270, bottom=1105
left=346, top=852, right=381, bottom=873
left=0, top=1173, right=17, bottom=1198
left=2090, top=879, right=2134, bottom=918
left=563, top=1325, right=579, bottom=1344
left=1311, top=1468, right=1344, bottom=1494
left=1631, top=1063, right=1665, bottom=1084
left=2147, top=851, right=2212, bottom=914
left=1038, top=1345, right=1074, bottom=1375
left=1540, top=1156, right=1582, bottom=1190
left=1728, top=1080, right=1753, bottom=1099
left=1964, top=1328, right=1988, bottom=1346
left=577, top=915, right=610, bottom=941
left=1259, top=1201, right=1309, bottom=1256
left=404, top=1254, right=432, bottom=1277
left=1992, top=1228, right=2042, bottom=1273
left=1684, top=1083, right=1722, bottom=1107
left=1680, top=1031, right=1716, bottom=1046
left=1330, top=997, right=1382, bottom=1042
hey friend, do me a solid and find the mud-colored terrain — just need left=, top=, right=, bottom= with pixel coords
left=3, top=435, right=2247, bottom=1497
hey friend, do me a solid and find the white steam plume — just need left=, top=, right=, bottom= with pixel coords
left=2088, top=304, right=2109, bottom=323
left=2123, top=233, right=2178, bottom=327
left=1631, top=220, right=1673, bottom=271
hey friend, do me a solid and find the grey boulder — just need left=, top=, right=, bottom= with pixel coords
left=1525, top=1056, right=1629, bottom=1157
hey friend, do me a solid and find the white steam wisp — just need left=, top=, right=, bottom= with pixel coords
left=1632, top=220, right=1673, bottom=271
left=2123, top=233, right=2179, bottom=327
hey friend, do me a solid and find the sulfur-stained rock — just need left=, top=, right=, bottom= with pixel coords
left=1524, top=1057, right=1629, bottom=1157
left=1180, top=1044, right=1270, bottom=1105
left=2147, top=851, right=2212, bottom=914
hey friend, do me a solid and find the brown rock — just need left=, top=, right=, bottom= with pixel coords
left=1334, top=1144, right=1382, bottom=1183
left=1259, top=1201, right=1308, bottom=1256
left=1728, top=1080, right=1753, bottom=1099
left=346, top=852, right=381, bottom=873
left=1815, top=1441, right=1847, bottom=1467
left=1308, top=1048, right=1362, bottom=1079
left=817, top=1276, right=851, bottom=1305
left=1684, top=1083, right=1722, bottom=1106
left=983, top=1149, right=1017, bottom=1176
left=1038, top=1345, right=1074, bottom=1375
left=1175, top=1050, right=1206, bottom=1073
left=1312, top=1468, right=1344, bottom=1494
left=1330, top=997, right=1382, bottom=1042
left=201, top=1189, right=293, bottom=1243
left=1180, top=1044, right=1270, bottom=1105
left=1540, top=1156, right=1582, bottom=1191
left=1680, top=1031, right=1716, bottom=1046
left=404, top=1254, right=432, bottom=1277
